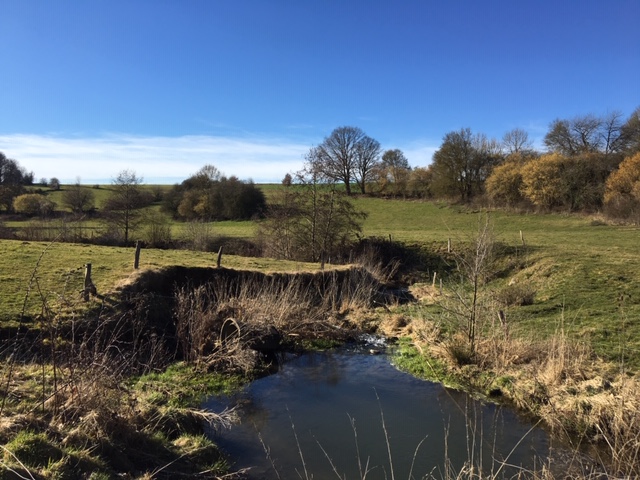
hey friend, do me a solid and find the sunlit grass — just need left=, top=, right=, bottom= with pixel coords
left=0, top=239, right=331, bottom=323
left=3, top=189, right=640, bottom=369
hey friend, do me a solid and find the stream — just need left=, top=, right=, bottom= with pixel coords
left=204, top=345, right=560, bottom=479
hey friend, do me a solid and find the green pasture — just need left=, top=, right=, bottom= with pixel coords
left=0, top=239, right=328, bottom=326
left=357, top=197, right=640, bottom=367
left=3, top=187, right=640, bottom=369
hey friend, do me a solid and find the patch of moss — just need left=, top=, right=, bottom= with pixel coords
left=130, top=362, right=247, bottom=408
left=390, top=338, right=463, bottom=389
left=4, top=430, right=63, bottom=469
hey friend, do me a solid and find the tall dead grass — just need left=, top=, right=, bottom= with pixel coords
left=409, top=306, right=640, bottom=479
left=173, top=266, right=387, bottom=371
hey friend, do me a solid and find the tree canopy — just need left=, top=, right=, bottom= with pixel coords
left=311, top=126, right=381, bottom=195
left=162, top=165, right=266, bottom=221
left=430, top=128, right=502, bottom=201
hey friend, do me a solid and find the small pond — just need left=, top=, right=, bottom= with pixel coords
left=204, top=345, right=559, bottom=479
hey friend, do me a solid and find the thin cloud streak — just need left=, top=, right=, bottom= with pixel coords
left=0, top=133, right=440, bottom=185
left=0, top=134, right=310, bottom=184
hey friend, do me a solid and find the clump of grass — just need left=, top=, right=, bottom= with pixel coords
left=3, top=430, right=63, bottom=468
left=494, top=282, right=536, bottom=307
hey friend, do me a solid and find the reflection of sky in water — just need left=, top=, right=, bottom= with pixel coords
left=205, top=351, right=552, bottom=480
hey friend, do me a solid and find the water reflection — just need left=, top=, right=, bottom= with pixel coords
left=204, top=350, right=553, bottom=479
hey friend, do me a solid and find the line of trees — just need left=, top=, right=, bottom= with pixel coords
left=0, top=160, right=267, bottom=247
left=423, top=108, right=640, bottom=221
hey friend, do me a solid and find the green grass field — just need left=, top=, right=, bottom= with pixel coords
left=3, top=187, right=640, bottom=368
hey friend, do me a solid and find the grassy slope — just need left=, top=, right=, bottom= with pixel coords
left=355, top=197, right=640, bottom=366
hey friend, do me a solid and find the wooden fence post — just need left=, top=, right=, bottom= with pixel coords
left=216, top=246, right=223, bottom=268
left=134, top=241, right=142, bottom=269
left=447, top=237, right=451, bottom=253
left=83, top=263, right=92, bottom=302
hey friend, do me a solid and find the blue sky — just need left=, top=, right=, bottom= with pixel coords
left=1, top=1, right=639, bottom=184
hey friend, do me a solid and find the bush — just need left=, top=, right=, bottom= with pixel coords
left=163, top=170, right=266, bottom=221
left=12, top=193, right=55, bottom=217
left=143, top=211, right=172, bottom=248
left=486, top=159, right=526, bottom=207
left=495, top=282, right=536, bottom=307
left=604, top=151, right=640, bottom=222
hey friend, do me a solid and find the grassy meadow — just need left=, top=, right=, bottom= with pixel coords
left=2, top=187, right=639, bottom=368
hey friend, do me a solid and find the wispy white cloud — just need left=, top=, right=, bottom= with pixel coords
left=0, top=132, right=441, bottom=185
left=0, top=133, right=310, bottom=184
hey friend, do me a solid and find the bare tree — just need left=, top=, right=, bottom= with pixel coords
left=621, top=107, right=640, bottom=155
left=354, top=135, right=381, bottom=194
left=542, top=113, right=636, bottom=156
left=313, top=126, right=367, bottom=195
left=502, top=128, right=533, bottom=155
left=446, top=215, right=495, bottom=356
left=259, top=164, right=366, bottom=262
left=378, top=149, right=411, bottom=196
left=430, top=129, right=502, bottom=201
left=62, top=180, right=95, bottom=214
left=196, top=164, right=222, bottom=182
left=0, top=152, right=31, bottom=212
left=600, top=111, right=627, bottom=155
left=103, top=170, right=149, bottom=244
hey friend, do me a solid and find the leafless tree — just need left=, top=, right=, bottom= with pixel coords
left=430, top=128, right=502, bottom=201
left=196, top=164, right=222, bottom=181
left=103, top=170, right=149, bottom=244
left=354, top=135, right=381, bottom=194
left=502, top=128, right=533, bottom=155
left=450, top=215, right=495, bottom=355
left=600, top=111, right=627, bottom=155
left=313, top=126, right=380, bottom=195
left=259, top=162, right=366, bottom=262
left=543, top=113, right=634, bottom=156
left=62, top=180, right=95, bottom=214
left=379, top=149, right=411, bottom=196
left=621, top=107, right=640, bottom=155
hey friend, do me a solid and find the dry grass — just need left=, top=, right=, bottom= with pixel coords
left=172, top=265, right=387, bottom=371
left=397, top=305, right=640, bottom=479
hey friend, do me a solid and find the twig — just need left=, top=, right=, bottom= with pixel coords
left=0, top=445, right=37, bottom=480
left=374, top=389, right=395, bottom=480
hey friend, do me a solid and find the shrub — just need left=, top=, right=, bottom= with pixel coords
left=143, top=211, right=172, bottom=248
left=494, top=282, right=536, bottom=307
left=604, top=151, right=640, bottom=221
left=163, top=169, right=266, bottom=221
left=12, top=193, right=55, bottom=217
left=486, top=159, right=526, bottom=207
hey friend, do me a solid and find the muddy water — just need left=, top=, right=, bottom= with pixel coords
left=204, top=348, right=555, bottom=479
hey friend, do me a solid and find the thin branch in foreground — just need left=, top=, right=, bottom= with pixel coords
left=374, top=389, right=395, bottom=480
